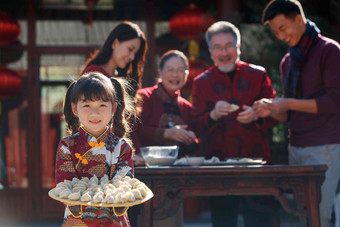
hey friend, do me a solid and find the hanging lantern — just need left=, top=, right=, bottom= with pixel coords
left=184, top=59, right=211, bottom=90
left=0, top=12, right=21, bottom=46
left=169, top=4, right=215, bottom=60
left=0, top=66, right=22, bottom=98
left=169, top=4, right=215, bottom=42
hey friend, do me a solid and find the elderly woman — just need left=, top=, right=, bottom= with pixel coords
left=134, top=50, right=198, bottom=155
left=133, top=50, right=199, bottom=227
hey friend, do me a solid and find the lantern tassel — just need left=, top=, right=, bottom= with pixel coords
left=188, top=40, right=199, bottom=61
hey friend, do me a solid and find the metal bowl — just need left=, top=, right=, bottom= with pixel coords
left=140, top=146, right=179, bottom=166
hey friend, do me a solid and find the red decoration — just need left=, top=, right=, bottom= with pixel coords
left=84, top=0, right=99, bottom=26
left=169, top=4, right=215, bottom=41
left=0, top=12, right=21, bottom=46
left=184, top=59, right=211, bottom=90
left=0, top=67, right=22, bottom=98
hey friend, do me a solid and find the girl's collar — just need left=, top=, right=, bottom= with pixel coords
left=79, top=126, right=109, bottom=143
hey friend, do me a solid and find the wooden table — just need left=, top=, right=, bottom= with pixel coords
left=134, top=164, right=327, bottom=227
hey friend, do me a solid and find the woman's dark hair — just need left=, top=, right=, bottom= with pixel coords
left=84, top=21, right=148, bottom=93
left=262, top=0, right=305, bottom=24
left=63, top=72, right=136, bottom=147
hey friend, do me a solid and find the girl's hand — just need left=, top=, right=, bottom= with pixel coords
left=113, top=206, right=129, bottom=216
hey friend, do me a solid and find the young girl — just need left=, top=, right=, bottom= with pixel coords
left=55, top=72, right=135, bottom=226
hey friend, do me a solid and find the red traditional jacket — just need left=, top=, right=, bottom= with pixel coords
left=191, top=61, right=277, bottom=163
left=55, top=127, right=133, bottom=227
left=134, top=83, right=198, bottom=155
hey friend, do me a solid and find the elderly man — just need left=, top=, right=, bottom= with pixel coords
left=191, top=21, right=278, bottom=227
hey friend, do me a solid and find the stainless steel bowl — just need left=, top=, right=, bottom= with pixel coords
left=140, top=146, right=179, bottom=166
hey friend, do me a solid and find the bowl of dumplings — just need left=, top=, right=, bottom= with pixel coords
left=49, top=174, right=153, bottom=207
left=140, top=145, right=179, bottom=166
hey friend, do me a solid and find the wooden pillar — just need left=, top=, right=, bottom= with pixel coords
left=143, top=0, right=156, bottom=88
left=27, top=0, right=41, bottom=219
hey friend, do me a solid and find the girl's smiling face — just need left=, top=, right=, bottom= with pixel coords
left=72, top=96, right=116, bottom=137
left=159, top=56, right=188, bottom=94
left=111, top=38, right=141, bottom=69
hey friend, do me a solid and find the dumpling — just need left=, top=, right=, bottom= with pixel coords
left=120, top=184, right=131, bottom=193
left=91, top=185, right=102, bottom=193
left=114, top=192, right=125, bottom=204
left=72, top=184, right=86, bottom=191
left=104, top=188, right=113, bottom=196
left=133, top=182, right=146, bottom=189
left=81, top=177, right=90, bottom=182
left=59, top=188, right=72, bottom=199
left=113, top=187, right=125, bottom=195
left=90, top=175, right=99, bottom=185
left=55, top=186, right=67, bottom=196
left=56, top=182, right=67, bottom=189
left=72, top=188, right=84, bottom=195
left=122, top=176, right=132, bottom=182
left=83, top=188, right=94, bottom=196
left=104, top=194, right=114, bottom=204
left=72, top=177, right=80, bottom=184
left=131, top=189, right=143, bottom=200
left=63, top=180, right=73, bottom=189
left=112, top=179, right=122, bottom=188
left=78, top=180, right=89, bottom=188
left=93, top=192, right=103, bottom=203
left=137, top=186, right=147, bottom=198
left=128, top=178, right=140, bottom=188
left=100, top=174, right=109, bottom=183
left=124, top=191, right=136, bottom=202
left=68, top=191, right=81, bottom=201
left=81, top=192, right=92, bottom=202
left=112, top=175, right=122, bottom=182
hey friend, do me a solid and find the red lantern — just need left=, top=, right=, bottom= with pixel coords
left=0, top=67, right=22, bottom=98
left=0, top=12, right=21, bottom=46
left=169, top=4, right=215, bottom=41
left=184, top=59, right=211, bottom=90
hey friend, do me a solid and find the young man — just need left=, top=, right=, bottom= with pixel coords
left=257, top=1, right=340, bottom=226
left=191, top=21, right=278, bottom=227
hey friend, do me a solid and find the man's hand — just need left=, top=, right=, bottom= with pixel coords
left=236, top=105, right=257, bottom=124
left=210, top=100, right=236, bottom=121
left=253, top=98, right=272, bottom=118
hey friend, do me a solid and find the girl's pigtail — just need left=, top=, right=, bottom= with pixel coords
left=63, top=81, right=79, bottom=135
left=110, top=78, right=136, bottom=147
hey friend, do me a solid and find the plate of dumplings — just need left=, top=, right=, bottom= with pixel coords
left=48, top=174, right=153, bottom=207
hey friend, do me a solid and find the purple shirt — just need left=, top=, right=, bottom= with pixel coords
left=281, top=34, right=340, bottom=146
